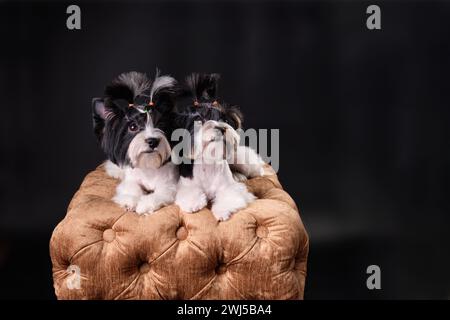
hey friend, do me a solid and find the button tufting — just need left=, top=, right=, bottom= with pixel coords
left=290, top=259, right=296, bottom=270
left=103, top=229, right=116, bottom=242
left=176, top=226, right=188, bottom=240
left=256, top=225, right=269, bottom=238
left=215, top=264, right=227, bottom=275
left=139, top=263, right=150, bottom=274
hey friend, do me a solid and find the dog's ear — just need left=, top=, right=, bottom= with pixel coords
left=225, top=105, right=243, bottom=129
left=185, top=73, right=220, bottom=102
left=92, top=97, right=119, bottom=141
left=92, top=98, right=106, bottom=141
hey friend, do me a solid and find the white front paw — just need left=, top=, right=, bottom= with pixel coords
left=211, top=187, right=255, bottom=221
left=176, top=192, right=207, bottom=213
left=135, top=196, right=160, bottom=215
left=211, top=206, right=233, bottom=221
left=113, top=194, right=139, bottom=211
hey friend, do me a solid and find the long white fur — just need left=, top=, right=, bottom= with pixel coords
left=105, top=160, right=124, bottom=180
left=117, top=71, right=150, bottom=97
left=230, top=145, right=265, bottom=178
left=150, top=70, right=176, bottom=103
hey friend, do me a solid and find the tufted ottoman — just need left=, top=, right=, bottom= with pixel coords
left=50, top=163, right=309, bottom=299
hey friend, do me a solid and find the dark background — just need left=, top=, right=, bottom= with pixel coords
left=0, top=0, right=449, bottom=299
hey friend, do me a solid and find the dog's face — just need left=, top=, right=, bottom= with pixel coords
left=196, top=120, right=240, bottom=162
left=92, top=71, right=176, bottom=169
left=176, top=73, right=243, bottom=162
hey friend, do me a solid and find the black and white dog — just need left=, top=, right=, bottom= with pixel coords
left=174, top=73, right=265, bottom=221
left=92, top=71, right=179, bottom=214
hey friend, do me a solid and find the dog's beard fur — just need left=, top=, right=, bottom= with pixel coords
left=128, top=129, right=171, bottom=169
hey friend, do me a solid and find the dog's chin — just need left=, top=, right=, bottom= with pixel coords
left=136, top=151, right=163, bottom=169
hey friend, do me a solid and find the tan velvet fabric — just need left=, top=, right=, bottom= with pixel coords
left=50, top=163, right=309, bottom=300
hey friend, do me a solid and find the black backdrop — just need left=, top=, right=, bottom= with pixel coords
left=1, top=0, right=449, bottom=299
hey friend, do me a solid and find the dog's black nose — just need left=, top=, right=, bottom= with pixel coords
left=146, top=137, right=160, bottom=149
left=215, top=126, right=226, bottom=134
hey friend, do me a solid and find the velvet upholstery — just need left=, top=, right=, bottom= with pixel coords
left=50, top=163, right=309, bottom=299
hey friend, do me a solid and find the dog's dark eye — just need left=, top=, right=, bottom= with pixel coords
left=128, top=122, right=138, bottom=132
